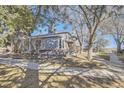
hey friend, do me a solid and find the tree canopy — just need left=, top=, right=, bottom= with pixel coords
left=0, top=5, right=124, bottom=60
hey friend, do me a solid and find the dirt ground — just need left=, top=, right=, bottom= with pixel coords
left=0, top=53, right=124, bottom=88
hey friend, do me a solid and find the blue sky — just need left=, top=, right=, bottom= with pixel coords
left=32, top=23, right=116, bottom=48
left=105, top=35, right=116, bottom=48
left=32, top=23, right=72, bottom=35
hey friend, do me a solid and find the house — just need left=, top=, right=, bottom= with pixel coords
left=17, top=32, right=80, bottom=58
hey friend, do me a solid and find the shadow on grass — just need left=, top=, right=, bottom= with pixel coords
left=38, top=71, right=124, bottom=88
left=0, top=56, right=124, bottom=88
left=0, top=64, right=25, bottom=88
left=37, top=58, right=124, bottom=88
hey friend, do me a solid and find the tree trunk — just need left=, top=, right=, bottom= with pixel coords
left=117, top=42, right=121, bottom=53
left=75, top=30, right=83, bottom=53
left=77, top=40, right=83, bottom=54
left=14, top=43, right=18, bottom=53
left=87, top=45, right=93, bottom=61
left=79, top=46, right=82, bottom=54
left=11, top=39, right=14, bottom=53
left=11, top=36, right=17, bottom=53
left=87, top=33, right=94, bottom=61
left=48, top=22, right=55, bottom=34
left=78, top=39, right=83, bottom=53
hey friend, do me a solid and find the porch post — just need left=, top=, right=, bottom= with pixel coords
left=29, top=37, right=31, bottom=52
left=58, top=38, right=60, bottom=49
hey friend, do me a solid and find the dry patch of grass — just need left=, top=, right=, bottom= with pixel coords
left=0, top=57, right=124, bottom=87
left=38, top=72, right=124, bottom=88
left=37, top=53, right=106, bottom=69
left=63, top=58, right=106, bottom=69
left=0, top=64, right=25, bottom=88
left=63, top=52, right=107, bottom=69
left=1, top=52, right=124, bottom=88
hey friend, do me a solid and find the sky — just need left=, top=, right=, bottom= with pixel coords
left=31, top=23, right=117, bottom=48
left=32, top=23, right=72, bottom=36
left=105, top=35, right=116, bottom=48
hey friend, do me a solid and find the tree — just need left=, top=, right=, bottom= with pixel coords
left=60, top=6, right=85, bottom=53
left=102, top=15, right=124, bottom=53
left=0, top=6, right=35, bottom=52
left=94, top=35, right=110, bottom=52
left=78, top=5, right=114, bottom=61
left=36, top=6, right=67, bottom=34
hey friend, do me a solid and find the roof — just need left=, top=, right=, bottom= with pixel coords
left=31, top=32, right=71, bottom=39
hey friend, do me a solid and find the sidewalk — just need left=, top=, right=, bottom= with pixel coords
left=95, top=53, right=124, bottom=72
left=109, top=53, right=124, bottom=66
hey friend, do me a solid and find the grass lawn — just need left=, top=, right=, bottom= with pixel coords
left=0, top=64, right=26, bottom=88
left=0, top=57, right=124, bottom=88
left=98, top=52, right=110, bottom=61
left=1, top=53, right=124, bottom=88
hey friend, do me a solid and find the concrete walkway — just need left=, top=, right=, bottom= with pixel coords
left=94, top=54, right=124, bottom=73
left=110, top=53, right=121, bottom=63
left=0, top=58, right=39, bottom=70
left=109, top=53, right=124, bottom=67
left=0, top=57, right=90, bottom=75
